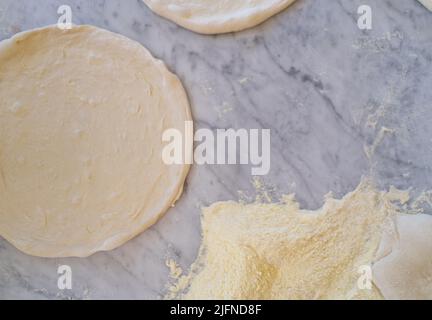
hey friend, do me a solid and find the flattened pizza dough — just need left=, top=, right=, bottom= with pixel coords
left=0, top=25, right=192, bottom=258
left=142, top=0, right=297, bottom=34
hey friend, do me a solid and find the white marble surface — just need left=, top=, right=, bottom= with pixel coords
left=0, top=0, right=431, bottom=299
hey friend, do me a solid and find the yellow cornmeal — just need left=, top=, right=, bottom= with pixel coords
left=167, top=180, right=410, bottom=300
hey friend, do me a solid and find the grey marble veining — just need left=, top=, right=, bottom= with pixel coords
left=0, top=0, right=431, bottom=299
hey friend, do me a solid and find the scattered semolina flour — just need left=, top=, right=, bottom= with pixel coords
left=166, top=180, right=432, bottom=300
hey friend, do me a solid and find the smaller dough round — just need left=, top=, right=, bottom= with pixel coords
left=0, top=25, right=192, bottom=258
left=373, top=214, right=432, bottom=299
left=142, top=0, right=297, bottom=34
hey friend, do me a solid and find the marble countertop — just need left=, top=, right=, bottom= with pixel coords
left=0, top=0, right=431, bottom=299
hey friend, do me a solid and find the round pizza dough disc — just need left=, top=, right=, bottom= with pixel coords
left=373, top=214, right=432, bottom=299
left=0, top=25, right=192, bottom=258
left=142, top=0, right=297, bottom=34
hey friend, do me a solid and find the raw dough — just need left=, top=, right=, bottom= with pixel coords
left=373, top=214, right=432, bottom=299
left=142, top=0, right=297, bottom=34
left=418, top=0, right=432, bottom=11
left=168, top=181, right=416, bottom=300
left=0, top=25, right=192, bottom=258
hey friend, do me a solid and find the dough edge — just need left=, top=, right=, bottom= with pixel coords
left=142, top=0, right=297, bottom=34
left=0, top=25, right=193, bottom=258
